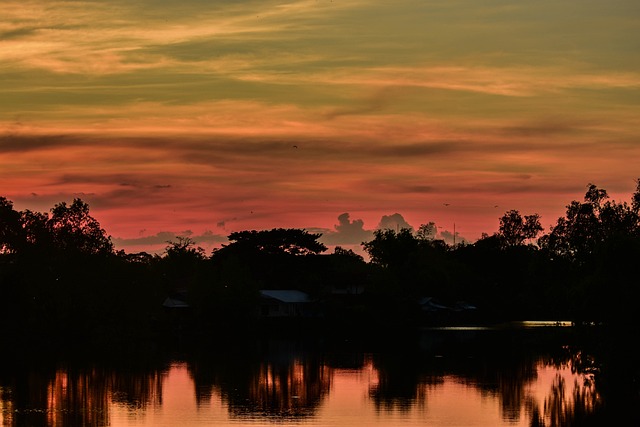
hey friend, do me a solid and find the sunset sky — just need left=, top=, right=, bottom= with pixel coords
left=2, top=0, right=639, bottom=254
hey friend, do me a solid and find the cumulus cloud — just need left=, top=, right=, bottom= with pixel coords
left=319, top=213, right=374, bottom=245
left=319, top=211, right=427, bottom=247
left=377, top=213, right=414, bottom=232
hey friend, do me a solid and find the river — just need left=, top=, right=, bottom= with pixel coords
left=0, top=322, right=636, bottom=426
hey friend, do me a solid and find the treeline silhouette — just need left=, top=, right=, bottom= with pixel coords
left=1, top=180, right=640, bottom=352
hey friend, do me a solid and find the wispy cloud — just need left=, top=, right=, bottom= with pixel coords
left=0, top=0, right=363, bottom=75
left=236, top=65, right=640, bottom=97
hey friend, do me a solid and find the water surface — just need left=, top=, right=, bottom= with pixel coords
left=0, top=325, right=609, bottom=426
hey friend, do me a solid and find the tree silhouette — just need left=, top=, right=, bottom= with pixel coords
left=158, top=236, right=206, bottom=293
left=542, top=183, right=640, bottom=262
left=3, top=180, right=640, bottom=345
left=497, top=210, right=543, bottom=247
left=632, top=178, right=640, bottom=213
left=0, top=197, right=23, bottom=254
left=164, top=236, right=205, bottom=261
left=416, top=222, right=437, bottom=241
left=48, top=198, right=114, bottom=256
left=21, top=209, right=46, bottom=241
left=219, top=228, right=327, bottom=256
left=362, top=228, right=418, bottom=269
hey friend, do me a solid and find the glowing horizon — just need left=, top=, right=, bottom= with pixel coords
left=2, top=0, right=639, bottom=254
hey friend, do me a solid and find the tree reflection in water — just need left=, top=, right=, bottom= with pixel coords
left=0, top=328, right=636, bottom=426
left=527, top=372, right=599, bottom=427
left=0, top=361, right=165, bottom=427
left=366, top=328, right=604, bottom=425
left=187, top=338, right=332, bottom=419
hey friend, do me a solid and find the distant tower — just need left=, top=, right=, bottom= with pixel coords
left=453, top=222, right=456, bottom=246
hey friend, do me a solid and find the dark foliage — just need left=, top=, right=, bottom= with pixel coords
left=1, top=179, right=639, bottom=349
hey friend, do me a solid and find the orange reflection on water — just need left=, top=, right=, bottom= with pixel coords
left=247, top=359, right=332, bottom=417
left=93, top=360, right=602, bottom=427
left=27, top=366, right=166, bottom=427
left=1, top=351, right=599, bottom=427
left=526, top=364, right=600, bottom=426
left=46, top=368, right=109, bottom=427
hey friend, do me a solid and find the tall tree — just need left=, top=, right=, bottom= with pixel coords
left=416, top=222, right=437, bottom=241
left=542, top=182, right=640, bottom=262
left=497, top=210, right=543, bottom=247
left=158, top=236, right=207, bottom=294
left=362, top=228, right=418, bottom=269
left=219, top=228, right=327, bottom=256
left=48, top=198, right=114, bottom=256
left=20, top=210, right=51, bottom=251
left=632, top=178, right=640, bottom=213
left=0, top=197, right=23, bottom=254
left=164, top=236, right=205, bottom=261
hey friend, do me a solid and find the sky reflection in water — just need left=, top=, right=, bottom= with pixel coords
left=0, top=329, right=599, bottom=427
left=104, top=361, right=590, bottom=427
